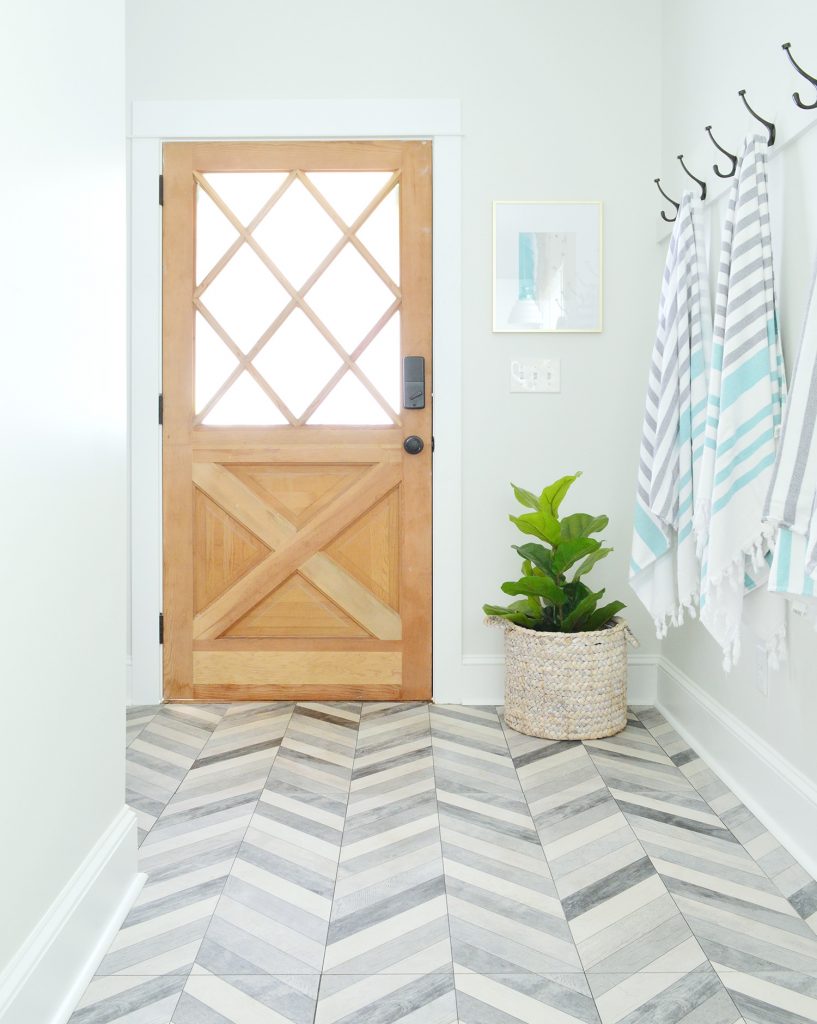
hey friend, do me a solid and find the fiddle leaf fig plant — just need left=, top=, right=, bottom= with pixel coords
left=483, top=472, right=626, bottom=633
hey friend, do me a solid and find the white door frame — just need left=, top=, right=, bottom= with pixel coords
left=128, top=99, right=463, bottom=706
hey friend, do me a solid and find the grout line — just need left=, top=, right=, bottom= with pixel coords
left=314, top=700, right=364, bottom=1024
left=426, top=702, right=461, bottom=1014
left=125, top=705, right=161, bottom=749
left=171, top=701, right=298, bottom=977
left=130, top=702, right=232, bottom=849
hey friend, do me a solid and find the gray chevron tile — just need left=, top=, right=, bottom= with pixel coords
left=431, top=704, right=582, bottom=976
left=100, top=703, right=294, bottom=977
left=500, top=719, right=705, bottom=975
left=324, top=703, right=452, bottom=975
left=68, top=974, right=186, bottom=1022
left=608, top=712, right=817, bottom=976
left=69, top=698, right=817, bottom=1024
left=172, top=972, right=319, bottom=1023
left=588, top=965, right=742, bottom=1023
left=633, top=707, right=817, bottom=938
left=126, top=704, right=228, bottom=843
left=315, top=973, right=458, bottom=1024
left=126, top=705, right=160, bottom=747
left=713, top=967, right=817, bottom=1023
left=455, top=972, right=601, bottom=1023
left=196, top=702, right=360, bottom=976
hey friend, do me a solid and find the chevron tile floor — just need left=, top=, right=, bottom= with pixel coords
left=68, top=702, right=817, bottom=1023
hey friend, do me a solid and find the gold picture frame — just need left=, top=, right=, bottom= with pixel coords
left=493, top=200, right=603, bottom=333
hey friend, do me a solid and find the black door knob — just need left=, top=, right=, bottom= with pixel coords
left=403, top=435, right=424, bottom=455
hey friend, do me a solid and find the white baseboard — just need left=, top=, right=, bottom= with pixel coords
left=0, top=806, right=145, bottom=1024
left=459, top=653, right=659, bottom=706
left=656, top=656, right=817, bottom=881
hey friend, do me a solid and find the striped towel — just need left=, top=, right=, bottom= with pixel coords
left=696, top=135, right=787, bottom=670
left=630, top=192, right=711, bottom=636
left=764, top=252, right=817, bottom=617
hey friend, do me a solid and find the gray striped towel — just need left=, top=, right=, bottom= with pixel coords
left=764, top=252, right=817, bottom=613
left=696, top=135, right=787, bottom=670
left=630, top=193, right=711, bottom=635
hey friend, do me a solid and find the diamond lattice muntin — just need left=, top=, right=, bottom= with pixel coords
left=193, top=170, right=401, bottom=427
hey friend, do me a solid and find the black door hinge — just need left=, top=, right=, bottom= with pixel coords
left=431, top=435, right=435, bottom=452
left=158, top=393, right=163, bottom=425
left=159, top=612, right=164, bottom=645
left=159, top=174, right=164, bottom=206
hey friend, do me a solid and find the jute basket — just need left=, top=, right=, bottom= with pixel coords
left=487, top=616, right=637, bottom=740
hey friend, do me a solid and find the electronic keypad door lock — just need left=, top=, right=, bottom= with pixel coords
left=403, top=356, right=425, bottom=409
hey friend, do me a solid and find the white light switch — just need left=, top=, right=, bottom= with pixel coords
left=510, top=358, right=560, bottom=393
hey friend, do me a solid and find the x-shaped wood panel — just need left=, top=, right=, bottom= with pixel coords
left=192, top=461, right=402, bottom=641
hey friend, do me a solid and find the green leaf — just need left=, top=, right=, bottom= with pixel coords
left=513, top=543, right=554, bottom=576
left=501, top=575, right=567, bottom=606
left=521, top=560, right=533, bottom=576
left=482, top=602, right=541, bottom=627
left=540, top=472, right=581, bottom=516
left=572, top=546, right=613, bottom=580
left=553, top=537, right=600, bottom=574
left=511, top=483, right=541, bottom=511
left=562, top=588, right=605, bottom=631
left=585, top=600, right=627, bottom=631
left=559, top=513, right=609, bottom=540
left=510, top=511, right=561, bottom=545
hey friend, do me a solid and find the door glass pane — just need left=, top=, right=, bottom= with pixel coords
left=203, top=370, right=287, bottom=425
left=306, top=171, right=393, bottom=226
left=356, top=314, right=400, bottom=413
left=203, top=172, right=289, bottom=226
left=252, top=309, right=343, bottom=419
left=253, top=178, right=342, bottom=288
left=356, top=185, right=400, bottom=284
left=198, top=243, right=290, bottom=352
left=196, top=187, right=239, bottom=284
left=305, top=243, right=395, bottom=353
left=307, top=370, right=392, bottom=425
left=195, top=313, right=239, bottom=413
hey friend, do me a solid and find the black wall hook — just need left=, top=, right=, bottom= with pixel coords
left=738, top=89, right=776, bottom=145
left=704, top=125, right=738, bottom=178
left=782, top=43, right=817, bottom=110
left=677, top=154, right=707, bottom=200
left=654, top=178, right=679, bottom=222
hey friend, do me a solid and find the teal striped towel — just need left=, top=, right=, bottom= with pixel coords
left=764, top=252, right=817, bottom=619
left=630, top=193, right=711, bottom=636
left=696, top=135, right=787, bottom=669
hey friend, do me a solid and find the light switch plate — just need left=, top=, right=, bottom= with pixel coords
left=510, top=358, right=560, bottom=393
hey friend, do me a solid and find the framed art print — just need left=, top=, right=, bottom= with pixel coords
left=493, top=200, right=603, bottom=333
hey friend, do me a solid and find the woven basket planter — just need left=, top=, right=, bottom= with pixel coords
left=487, top=616, right=637, bottom=740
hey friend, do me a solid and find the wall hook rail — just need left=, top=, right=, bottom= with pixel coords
left=677, top=154, right=707, bottom=199
left=738, top=89, right=776, bottom=145
left=654, top=178, right=679, bottom=222
left=782, top=42, right=817, bottom=110
left=704, top=125, right=738, bottom=178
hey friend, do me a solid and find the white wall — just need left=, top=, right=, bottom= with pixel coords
left=126, top=0, right=664, bottom=698
left=0, top=0, right=130, bottom=989
left=659, top=1, right=817, bottom=788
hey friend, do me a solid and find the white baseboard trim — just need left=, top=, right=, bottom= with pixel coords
left=459, top=653, right=659, bottom=706
left=0, top=806, right=144, bottom=1024
left=656, top=656, right=817, bottom=881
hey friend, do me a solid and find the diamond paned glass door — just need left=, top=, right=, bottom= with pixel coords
left=162, top=141, right=432, bottom=704
left=194, top=168, right=401, bottom=427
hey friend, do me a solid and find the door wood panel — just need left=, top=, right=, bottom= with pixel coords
left=162, top=141, right=432, bottom=701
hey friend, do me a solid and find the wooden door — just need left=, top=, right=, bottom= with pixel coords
left=162, top=141, right=432, bottom=701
